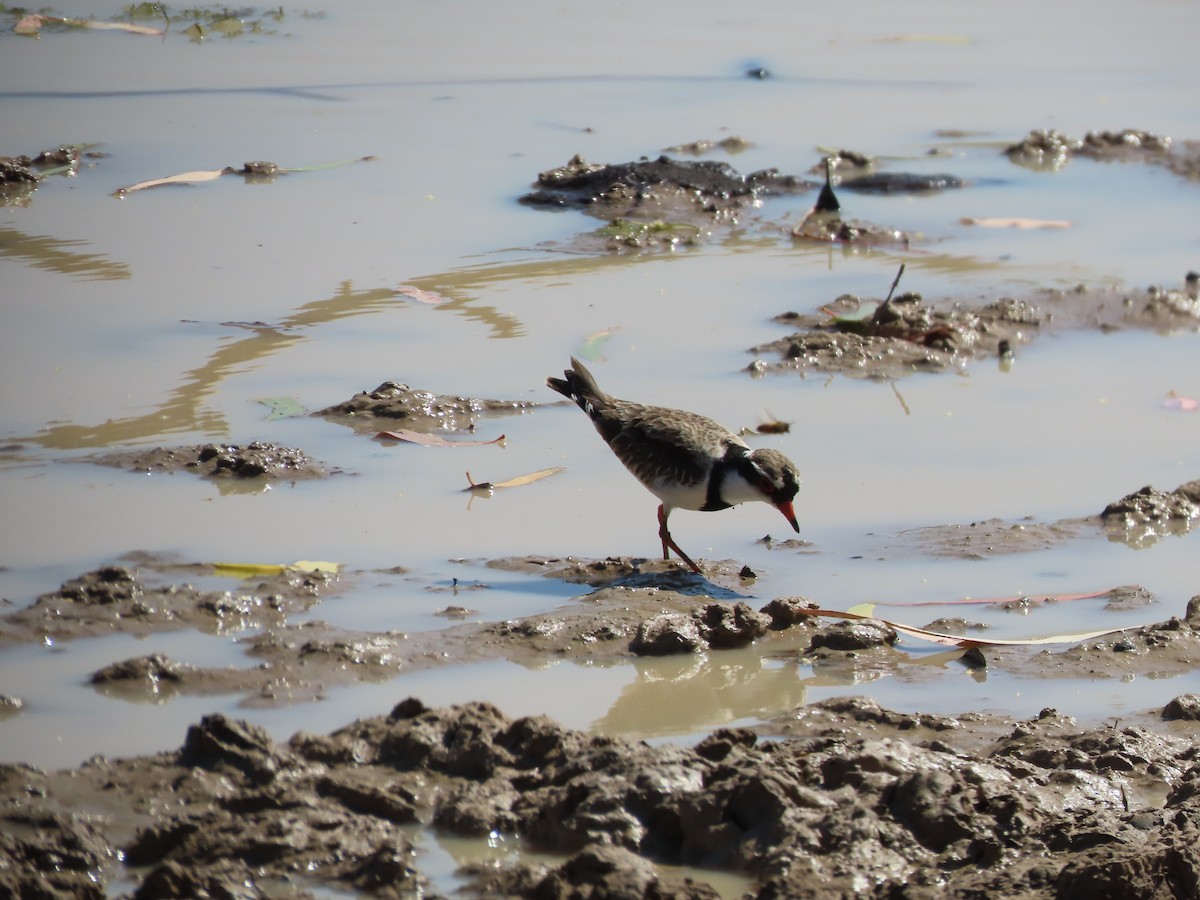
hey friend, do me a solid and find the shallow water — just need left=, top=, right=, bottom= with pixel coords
left=2, top=0, right=1199, bottom=794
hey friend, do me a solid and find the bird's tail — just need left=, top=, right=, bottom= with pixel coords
left=547, top=357, right=609, bottom=414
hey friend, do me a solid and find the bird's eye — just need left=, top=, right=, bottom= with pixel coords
left=758, top=477, right=775, bottom=494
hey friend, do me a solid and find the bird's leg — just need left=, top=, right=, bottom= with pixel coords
left=657, top=505, right=670, bottom=560
left=657, top=504, right=702, bottom=574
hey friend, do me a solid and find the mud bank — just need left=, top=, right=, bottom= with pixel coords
left=5, top=691, right=1200, bottom=899
left=4, top=543, right=1200, bottom=897
left=2, top=462, right=1200, bottom=896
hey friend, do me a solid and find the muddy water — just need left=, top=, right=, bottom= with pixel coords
left=2, top=0, right=1199, bottom=803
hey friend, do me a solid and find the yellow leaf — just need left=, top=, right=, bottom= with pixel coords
left=213, top=562, right=287, bottom=578
left=846, top=602, right=876, bottom=617
left=292, top=560, right=342, bottom=574
left=212, top=561, right=341, bottom=578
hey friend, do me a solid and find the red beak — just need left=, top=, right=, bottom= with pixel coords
left=776, top=499, right=799, bottom=532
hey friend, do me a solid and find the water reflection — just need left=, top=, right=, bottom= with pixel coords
left=22, top=251, right=657, bottom=449
left=29, top=283, right=400, bottom=449
left=0, top=226, right=131, bottom=281
left=593, top=648, right=808, bottom=738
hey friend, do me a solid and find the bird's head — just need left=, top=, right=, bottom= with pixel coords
left=747, top=448, right=801, bottom=532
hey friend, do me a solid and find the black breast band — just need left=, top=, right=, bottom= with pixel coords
left=701, top=444, right=750, bottom=512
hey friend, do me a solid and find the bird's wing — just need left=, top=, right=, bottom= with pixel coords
left=605, top=403, right=747, bottom=488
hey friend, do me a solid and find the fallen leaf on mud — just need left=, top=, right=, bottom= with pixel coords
left=1163, top=392, right=1198, bottom=412
left=375, top=430, right=505, bottom=447
left=292, top=560, right=342, bottom=574
left=212, top=561, right=341, bottom=578
left=115, top=169, right=226, bottom=195
left=959, top=217, right=1072, bottom=229
left=80, top=19, right=164, bottom=34
left=14, top=14, right=164, bottom=36
left=213, top=563, right=286, bottom=578
left=803, top=606, right=1130, bottom=647
left=115, top=157, right=375, bottom=196
left=14, top=13, right=44, bottom=33
left=464, top=467, right=564, bottom=492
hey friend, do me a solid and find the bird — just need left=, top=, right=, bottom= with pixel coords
left=547, top=357, right=801, bottom=573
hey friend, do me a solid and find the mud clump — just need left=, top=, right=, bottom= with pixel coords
left=790, top=213, right=913, bottom=247
left=808, top=618, right=897, bottom=651
left=1004, top=127, right=1188, bottom=175
left=753, top=276, right=1200, bottom=380
left=0, top=158, right=40, bottom=185
left=2, top=145, right=98, bottom=207
left=1, top=146, right=84, bottom=184
left=1163, top=694, right=1200, bottom=721
left=90, top=653, right=188, bottom=688
left=0, top=564, right=332, bottom=646
left=90, top=441, right=329, bottom=481
left=754, top=291, right=1036, bottom=379
left=1006, top=127, right=1172, bottom=167
left=522, top=152, right=965, bottom=252
left=1102, top=481, right=1200, bottom=526
left=1101, top=480, right=1200, bottom=548
left=464, top=843, right=722, bottom=898
left=629, top=602, right=771, bottom=655
left=522, top=154, right=967, bottom=224
left=314, top=380, right=533, bottom=433
left=520, top=153, right=802, bottom=224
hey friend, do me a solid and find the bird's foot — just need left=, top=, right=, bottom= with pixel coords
left=670, top=544, right=703, bottom=575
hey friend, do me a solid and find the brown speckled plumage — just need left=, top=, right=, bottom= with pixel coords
left=548, top=357, right=801, bottom=573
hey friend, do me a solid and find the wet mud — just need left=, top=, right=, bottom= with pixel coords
left=750, top=276, right=1200, bottom=380
left=522, top=130, right=1200, bottom=256
left=313, top=380, right=536, bottom=434
left=5, top=488, right=1200, bottom=898
left=1004, top=127, right=1200, bottom=177
left=88, top=441, right=333, bottom=482
left=1, top=144, right=105, bottom=208
left=520, top=153, right=959, bottom=253
left=0, top=561, right=336, bottom=648
left=885, top=477, right=1200, bottom=558
left=6, top=684, right=1200, bottom=899
left=0, top=145, right=87, bottom=183
left=76, top=381, right=536, bottom=482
